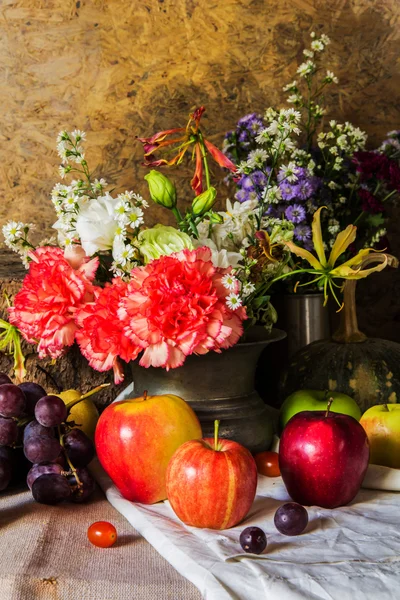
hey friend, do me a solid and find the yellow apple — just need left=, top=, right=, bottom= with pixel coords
left=360, top=404, right=400, bottom=468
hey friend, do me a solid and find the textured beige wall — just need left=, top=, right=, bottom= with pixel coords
left=1, top=0, right=399, bottom=243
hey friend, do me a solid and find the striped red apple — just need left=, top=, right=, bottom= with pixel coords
left=95, top=392, right=202, bottom=504
left=166, top=421, right=258, bottom=529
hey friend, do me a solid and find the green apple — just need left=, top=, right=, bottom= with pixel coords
left=280, top=389, right=362, bottom=432
left=360, top=404, right=400, bottom=468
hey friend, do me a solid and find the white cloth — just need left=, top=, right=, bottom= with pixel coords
left=92, top=460, right=400, bottom=600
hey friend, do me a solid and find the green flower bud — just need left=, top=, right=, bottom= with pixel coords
left=191, top=187, right=217, bottom=217
left=144, top=170, right=177, bottom=209
left=138, top=224, right=193, bottom=263
left=209, top=212, right=224, bottom=224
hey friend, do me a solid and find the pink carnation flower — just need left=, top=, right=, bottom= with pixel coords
left=118, top=247, right=247, bottom=370
left=75, top=279, right=141, bottom=384
left=9, top=246, right=98, bottom=359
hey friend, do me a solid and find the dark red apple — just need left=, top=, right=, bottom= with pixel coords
left=279, top=402, right=369, bottom=508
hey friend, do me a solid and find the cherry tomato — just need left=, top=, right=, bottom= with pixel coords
left=87, top=521, right=117, bottom=548
left=254, top=451, right=280, bottom=477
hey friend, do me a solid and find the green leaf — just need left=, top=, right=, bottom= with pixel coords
left=253, top=295, right=271, bottom=309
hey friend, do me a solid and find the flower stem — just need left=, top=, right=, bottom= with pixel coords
left=214, top=419, right=220, bottom=451
left=198, top=133, right=211, bottom=190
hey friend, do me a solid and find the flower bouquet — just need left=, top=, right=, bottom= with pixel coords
left=223, top=32, right=400, bottom=294
left=2, top=79, right=392, bottom=385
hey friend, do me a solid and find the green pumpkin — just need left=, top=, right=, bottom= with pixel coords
left=280, top=337, right=400, bottom=413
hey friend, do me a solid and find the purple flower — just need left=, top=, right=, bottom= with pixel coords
left=294, top=224, right=312, bottom=242
left=251, top=170, right=269, bottom=188
left=279, top=182, right=298, bottom=201
left=285, top=204, right=306, bottom=223
left=293, top=179, right=315, bottom=200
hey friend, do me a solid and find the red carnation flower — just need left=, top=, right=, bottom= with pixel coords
left=117, top=247, right=247, bottom=370
left=75, top=278, right=141, bottom=384
left=9, top=247, right=98, bottom=359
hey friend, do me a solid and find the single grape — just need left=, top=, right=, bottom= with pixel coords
left=18, top=382, right=47, bottom=415
left=274, top=502, right=309, bottom=536
left=31, top=473, right=71, bottom=505
left=0, top=373, right=12, bottom=386
left=0, top=456, right=12, bottom=491
left=239, top=527, right=267, bottom=554
left=24, top=435, right=62, bottom=464
left=27, top=462, right=63, bottom=490
left=35, top=395, right=67, bottom=427
left=63, top=428, right=95, bottom=467
left=0, top=384, right=26, bottom=418
left=68, top=467, right=96, bottom=503
left=23, top=420, right=55, bottom=442
left=0, top=417, right=18, bottom=447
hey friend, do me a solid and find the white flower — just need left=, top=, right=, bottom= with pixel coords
left=325, top=70, right=338, bottom=84
left=242, top=282, right=256, bottom=296
left=283, top=80, right=297, bottom=92
left=311, top=39, right=324, bottom=52
left=328, top=180, right=339, bottom=190
left=263, top=185, right=282, bottom=204
left=112, top=241, right=135, bottom=267
left=297, top=60, right=315, bottom=77
left=226, top=293, right=242, bottom=311
left=221, top=273, right=238, bottom=290
left=192, top=239, right=242, bottom=269
left=74, top=152, right=85, bottom=164
left=247, top=148, right=268, bottom=168
left=115, top=200, right=131, bottom=217
left=287, top=94, right=301, bottom=104
left=128, top=206, right=144, bottom=229
left=3, top=221, right=24, bottom=243
left=279, top=163, right=299, bottom=183
left=74, top=193, right=121, bottom=255
left=320, top=34, right=330, bottom=45
left=57, top=130, right=69, bottom=143
left=93, top=178, right=107, bottom=191
left=310, top=31, right=316, bottom=38
left=303, top=49, right=314, bottom=58
left=71, top=129, right=86, bottom=141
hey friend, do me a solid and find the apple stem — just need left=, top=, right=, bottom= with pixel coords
left=325, top=398, right=334, bottom=417
left=383, top=404, right=389, bottom=411
left=143, top=390, right=148, bottom=401
left=214, top=419, right=220, bottom=451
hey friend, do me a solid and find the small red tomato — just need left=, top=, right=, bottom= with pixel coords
left=254, top=451, right=280, bottom=477
left=87, top=521, right=117, bottom=548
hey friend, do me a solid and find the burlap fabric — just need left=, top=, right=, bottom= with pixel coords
left=0, top=486, right=201, bottom=600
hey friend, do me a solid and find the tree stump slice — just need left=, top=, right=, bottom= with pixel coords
left=0, top=250, right=129, bottom=409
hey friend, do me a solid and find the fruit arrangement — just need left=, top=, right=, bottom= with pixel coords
left=0, top=371, right=102, bottom=505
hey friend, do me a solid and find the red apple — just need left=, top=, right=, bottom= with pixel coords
left=95, top=393, right=202, bottom=504
left=166, top=421, right=257, bottom=529
left=279, top=401, right=369, bottom=508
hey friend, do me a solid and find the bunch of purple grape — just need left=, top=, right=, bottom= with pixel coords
left=0, top=371, right=96, bottom=505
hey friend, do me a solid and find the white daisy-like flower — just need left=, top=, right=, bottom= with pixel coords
left=71, top=129, right=86, bottom=141
left=2, top=221, right=24, bottom=242
left=264, top=107, right=278, bottom=122
left=287, top=94, right=301, bottom=104
left=221, top=273, right=238, bottom=290
left=131, top=193, right=149, bottom=208
left=63, top=194, right=78, bottom=211
left=282, top=109, right=301, bottom=123
left=279, top=163, right=299, bottom=183
left=57, top=131, right=69, bottom=143
left=282, top=80, right=297, bottom=92
left=57, top=142, right=69, bottom=163
left=303, top=49, right=314, bottom=58
left=93, top=178, right=107, bottom=190
left=115, top=200, right=131, bottom=216
left=128, top=207, right=144, bottom=229
left=311, top=39, right=324, bottom=52
left=242, top=282, right=256, bottom=296
left=247, top=148, right=268, bottom=167
left=113, top=243, right=135, bottom=267
left=297, top=60, right=315, bottom=77
left=113, top=224, right=127, bottom=241
left=263, top=185, right=282, bottom=204
left=325, top=70, right=338, bottom=84
left=226, top=293, right=242, bottom=311
left=320, top=34, right=331, bottom=45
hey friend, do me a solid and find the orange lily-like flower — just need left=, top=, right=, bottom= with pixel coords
left=138, top=107, right=237, bottom=195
